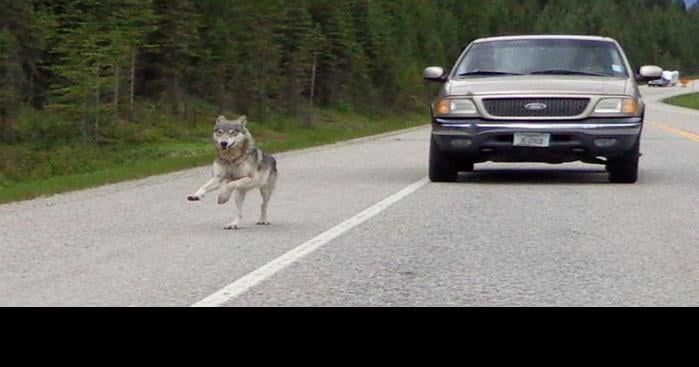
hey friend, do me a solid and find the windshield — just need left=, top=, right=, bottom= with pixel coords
left=455, top=39, right=629, bottom=78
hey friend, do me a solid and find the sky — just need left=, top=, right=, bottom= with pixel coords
left=687, top=0, right=697, bottom=8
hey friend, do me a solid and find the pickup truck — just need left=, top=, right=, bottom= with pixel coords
left=424, top=35, right=656, bottom=183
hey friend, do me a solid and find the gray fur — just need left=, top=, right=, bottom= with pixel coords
left=259, top=152, right=277, bottom=172
left=187, top=115, right=278, bottom=230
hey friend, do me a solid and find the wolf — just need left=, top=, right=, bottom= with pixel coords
left=187, top=115, right=278, bottom=230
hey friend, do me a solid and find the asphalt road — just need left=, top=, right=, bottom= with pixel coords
left=0, top=86, right=697, bottom=306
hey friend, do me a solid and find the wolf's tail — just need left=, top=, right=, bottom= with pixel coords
left=269, top=155, right=277, bottom=173
left=260, top=153, right=277, bottom=173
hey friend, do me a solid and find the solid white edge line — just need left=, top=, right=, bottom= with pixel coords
left=191, top=176, right=430, bottom=307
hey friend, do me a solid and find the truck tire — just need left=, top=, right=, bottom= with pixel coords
left=607, top=138, right=640, bottom=184
left=429, top=136, right=459, bottom=182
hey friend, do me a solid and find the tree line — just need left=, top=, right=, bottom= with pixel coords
left=1, top=0, right=698, bottom=144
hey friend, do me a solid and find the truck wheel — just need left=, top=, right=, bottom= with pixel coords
left=607, top=139, right=640, bottom=184
left=429, top=136, right=459, bottom=182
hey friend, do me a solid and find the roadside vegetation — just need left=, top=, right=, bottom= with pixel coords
left=0, top=107, right=425, bottom=204
left=1, top=0, right=698, bottom=203
left=665, top=92, right=699, bottom=110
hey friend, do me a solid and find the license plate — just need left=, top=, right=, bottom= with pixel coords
left=513, top=133, right=551, bottom=147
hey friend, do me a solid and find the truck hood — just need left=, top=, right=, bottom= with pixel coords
left=447, top=75, right=630, bottom=96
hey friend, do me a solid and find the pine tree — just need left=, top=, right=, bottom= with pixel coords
left=109, top=0, right=158, bottom=121
left=47, top=0, right=121, bottom=144
left=309, top=0, right=375, bottom=109
left=0, top=29, right=21, bottom=142
left=0, top=0, right=48, bottom=109
left=279, top=1, right=326, bottom=112
left=193, top=0, right=238, bottom=108
left=146, top=0, right=202, bottom=117
left=225, top=0, right=285, bottom=117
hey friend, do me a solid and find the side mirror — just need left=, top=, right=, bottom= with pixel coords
left=424, top=66, right=447, bottom=82
left=639, top=65, right=663, bottom=78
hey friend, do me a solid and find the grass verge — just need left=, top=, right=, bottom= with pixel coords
left=0, top=109, right=427, bottom=205
left=664, top=92, right=699, bottom=111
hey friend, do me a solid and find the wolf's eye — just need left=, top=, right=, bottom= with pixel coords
left=215, top=130, right=223, bottom=136
left=230, top=130, right=238, bottom=136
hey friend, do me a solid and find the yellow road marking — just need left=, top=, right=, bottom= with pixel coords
left=648, top=121, right=699, bottom=143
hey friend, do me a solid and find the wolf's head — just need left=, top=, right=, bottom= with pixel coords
left=212, top=115, right=252, bottom=151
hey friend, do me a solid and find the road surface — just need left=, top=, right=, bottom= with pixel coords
left=0, top=86, right=697, bottom=306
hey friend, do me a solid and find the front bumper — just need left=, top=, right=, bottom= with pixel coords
left=432, top=117, right=642, bottom=163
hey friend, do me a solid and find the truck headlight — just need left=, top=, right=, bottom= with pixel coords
left=435, top=99, right=479, bottom=116
left=593, top=98, right=638, bottom=116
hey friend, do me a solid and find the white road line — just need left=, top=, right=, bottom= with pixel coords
left=192, top=176, right=430, bottom=307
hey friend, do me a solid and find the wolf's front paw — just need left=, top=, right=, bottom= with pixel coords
left=187, top=194, right=202, bottom=201
left=256, top=221, right=271, bottom=226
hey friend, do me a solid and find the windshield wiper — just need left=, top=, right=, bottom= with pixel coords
left=458, top=71, right=524, bottom=77
left=529, top=69, right=609, bottom=77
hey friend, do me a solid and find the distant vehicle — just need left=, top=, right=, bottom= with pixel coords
left=424, top=35, right=653, bottom=183
left=649, top=70, right=680, bottom=87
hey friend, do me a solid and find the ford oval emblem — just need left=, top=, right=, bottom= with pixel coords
left=524, top=102, right=547, bottom=111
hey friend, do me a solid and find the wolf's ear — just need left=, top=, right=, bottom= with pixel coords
left=216, top=115, right=227, bottom=123
left=238, top=115, right=247, bottom=127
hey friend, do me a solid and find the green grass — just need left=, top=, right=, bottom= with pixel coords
left=665, top=92, right=699, bottom=110
left=0, top=109, right=427, bottom=205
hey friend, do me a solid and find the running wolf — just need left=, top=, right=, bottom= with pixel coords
left=187, top=115, right=278, bottom=230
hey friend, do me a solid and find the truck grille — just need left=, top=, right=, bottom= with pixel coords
left=483, top=98, right=590, bottom=117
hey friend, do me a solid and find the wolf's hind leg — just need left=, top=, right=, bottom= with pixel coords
left=257, top=174, right=276, bottom=225
left=224, top=189, right=248, bottom=230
